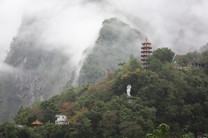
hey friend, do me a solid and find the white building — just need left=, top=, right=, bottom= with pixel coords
left=55, top=115, right=68, bottom=125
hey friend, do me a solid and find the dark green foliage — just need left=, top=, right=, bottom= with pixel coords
left=151, top=48, right=175, bottom=63
left=177, top=50, right=208, bottom=73
left=40, top=99, right=59, bottom=122
left=0, top=122, right=20, bottom=138
left=14, top=107, right=36, bottom=126
left=201, top=50, right=208, bottom=73
left=112, top=56, right=142, bottom=95
left=149, top=47, right=175, bottom=72
left=0, top=122, right=37, bottom=138
left=177, top=51, right=201, bottom=67
left=1, top=47, right=208, bottom=137
left=147, top=123, right=170, bottom=138
left=40, top=123, right=70, bottom=138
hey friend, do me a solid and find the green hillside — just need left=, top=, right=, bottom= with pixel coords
left=0, top=48, right=208, bottom=138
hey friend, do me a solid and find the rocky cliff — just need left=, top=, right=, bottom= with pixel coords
left=0, top=17, right=145, bottom=122
left=78, top=18, right=145, bottom=86
left=0, top=16, right=77, bottom=122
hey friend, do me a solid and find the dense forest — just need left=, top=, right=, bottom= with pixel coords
left=0, top=47, right=208, bottom=138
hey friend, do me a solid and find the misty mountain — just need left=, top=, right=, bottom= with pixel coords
left=0, top=16, right=77, bottom=122
left=0, top=17, right=144, bottom=122
left=200, top=43, right=208, bottom=52
left=78, top=18, right=145, bottom=86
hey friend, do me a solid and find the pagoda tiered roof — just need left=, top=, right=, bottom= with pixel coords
left=141, top=53, right=151, bottom=57
left=141, top=45, right=152, bottom=49
left=141, top=49, right=152, bottom=53
left=141, top=38, right=152, bottom=69
left=142, top=41, right=151, bottom=45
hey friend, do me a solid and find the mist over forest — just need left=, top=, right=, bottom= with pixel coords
left=1, top=0, right=208, bottom=59
left=0, top=0, right=208, bottom=137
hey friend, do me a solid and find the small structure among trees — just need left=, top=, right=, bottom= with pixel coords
left=141, top=39, right=153, bottom=69
left=192, top=62, right=206, bottom=68
left=31, top=120, right=43, bottom=127
left=55, top=115, right=68, bottom=125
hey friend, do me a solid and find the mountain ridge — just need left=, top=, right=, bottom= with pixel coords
left=0, top=17, right=145, bottom=122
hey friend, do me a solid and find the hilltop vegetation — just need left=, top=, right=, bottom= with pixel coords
left=1, top=48, right=208, bottom=138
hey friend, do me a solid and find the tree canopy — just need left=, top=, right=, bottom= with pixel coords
left=1, top=48, right=208, bottom=138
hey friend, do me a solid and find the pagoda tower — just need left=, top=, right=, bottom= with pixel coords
left=141, top=39, right=152, bottom=69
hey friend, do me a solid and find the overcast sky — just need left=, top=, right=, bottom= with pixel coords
left=0, top=0, right=208, bottom=62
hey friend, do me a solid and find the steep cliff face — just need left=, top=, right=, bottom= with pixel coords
left=0, top=17, right=145, bottom=122
left=78, top=18, right=145, bottom=86
left=0, top=16, right=77, bottom=122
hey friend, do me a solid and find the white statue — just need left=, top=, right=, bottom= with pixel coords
left=126, top=84, right=132, bottom=97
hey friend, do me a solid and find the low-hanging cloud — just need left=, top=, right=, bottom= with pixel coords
left=3, top=0, right=208, bottom=121
left=0, top=0, right=208, bottom=67
left=108, top=0, right=208, bottom=53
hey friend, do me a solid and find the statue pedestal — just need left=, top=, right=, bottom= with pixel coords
left=127, top=96, right=136, bottom=104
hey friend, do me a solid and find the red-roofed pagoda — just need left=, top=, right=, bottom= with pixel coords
left=31, top=120, right=43, bottom=127
left=141, top=39, right=152, bottom=69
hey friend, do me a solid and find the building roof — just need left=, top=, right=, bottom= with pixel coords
left=142, top=41, right=151, bottom=45
left=142, top=38, right=151, bottom=45
left=31, top=120, right=43, bottom=125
